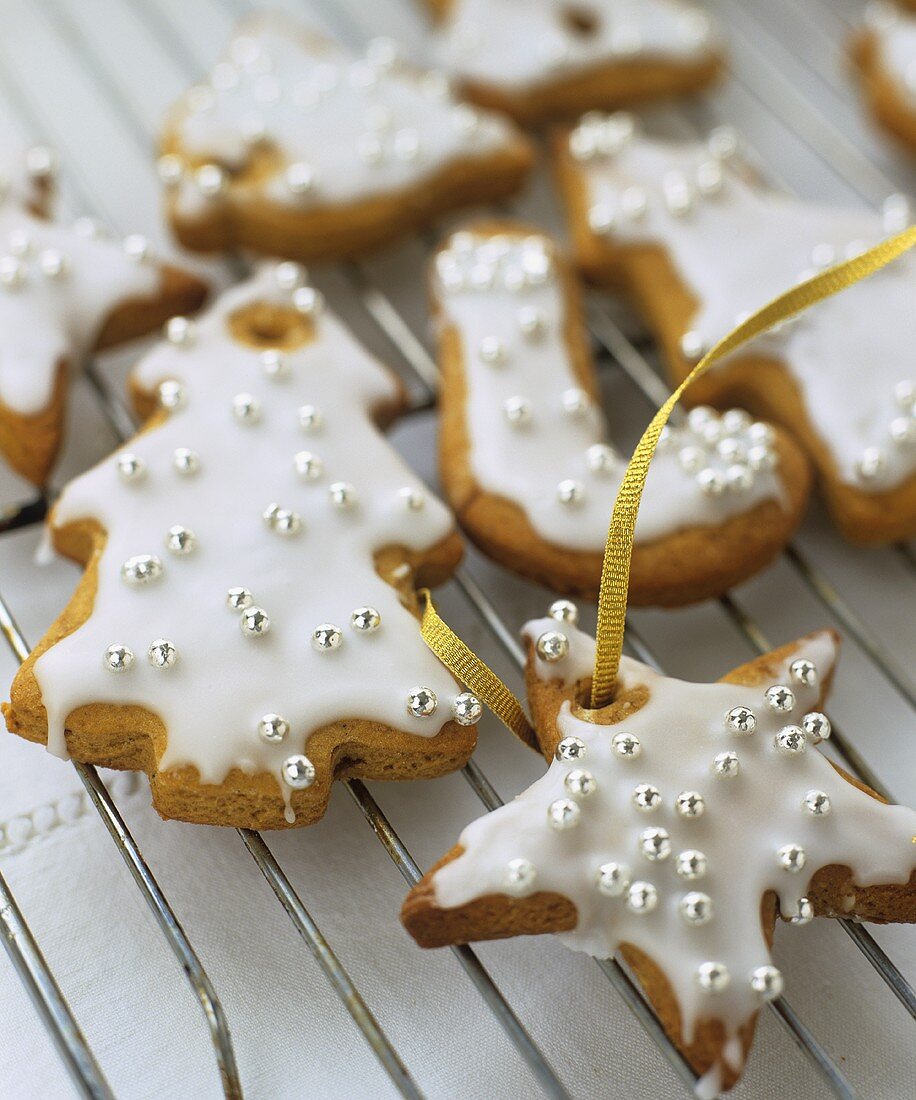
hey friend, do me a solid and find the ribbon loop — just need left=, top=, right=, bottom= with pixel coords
left=419, top=589, right=537, bottom=750
left=591, top=225, right=916, bottom=708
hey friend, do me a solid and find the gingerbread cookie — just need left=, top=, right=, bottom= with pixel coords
left=424, top=0, right=723, bottom=125
left=0, top=147, right=207, bottom=487
left=431, top=223, right=810, bottom=605
left=554, top=115, right=916, bottom=544
left=4, top=264, right=480, bottom=830
left=853, top=2, right=916, bottom=153
left=403, top=607, right=916, bottom=1093
left=157, top=13, right=534, bottom=264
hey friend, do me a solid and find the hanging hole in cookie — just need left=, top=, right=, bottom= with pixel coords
left=571, top=680, right=649, bottom=723
left=561, top=4, right=601, bottom=38
left=227, top=302, right=316, bottom=350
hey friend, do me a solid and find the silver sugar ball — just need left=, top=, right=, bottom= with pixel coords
left=121, top=554, right=163, bottom=586
left=595, top=861, right=630, bottom=897
left=680, top=891, right=713, bottom=926
left=612, top=733, right=641, bottom=759
left=504, top=858, right=536, bottom=896
left=774, top=725, right=806, bottom=755
left=626, top=881, right=658, bottom=914
left=556, top=736, right=587, bottom=762
left=282, top=754, right=316, bottom=789
left=639, top=826, right=671, bottom=861
left=259, top=713, right=290, bottom=744
left=103, top=644, right=134, bottom=672
left=407, top=687, right=438, bottom=718
left=227, top=587, right=253, bottom=610
left=765, top=685, right=796, bottom=712
left=147, top=639, right=178, bottom=669
left=777, top=843, right=806, bottom=873
left=312, top=624, right=342, bottom=651
left=350, top=606, right=381, bottom=633
left=535, top=630, right=569, bottom=663
left=240, top=606, right=270, bottom=637
left=547, top=798, right=581, bottom=830
left=453, top=692, right=483, bottom=726
left=750, top=965, right=784, bottom=1001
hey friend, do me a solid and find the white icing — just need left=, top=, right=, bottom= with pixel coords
left=432, top=616, right=916, bottom=1076
left=164, top=15, right=519, bottom=220
left=434, top=229, right=785, bottom=549
left=568, top=118, right=916, bottom=491
left=867, top=2, right=916, bottom=105
left=0, top=157, right=159, bottom=416
left=431, top=0, right=719, bottom=93
left=32, top=266, right=465, bottom=816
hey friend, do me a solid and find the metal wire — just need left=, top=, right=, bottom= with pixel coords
left=238, top=829, right=425, bottom=1100
left=769, top=997, right=861, bottom=1100
left=343, top=779, right=572, bottom=1100
left=0, top=867, right=113, bottom=1100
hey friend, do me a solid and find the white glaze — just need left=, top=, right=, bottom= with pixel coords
left=431, top=0, right=719, bottom=93
left=432, top=616, right=916, bottom=1080
left=867, top=2, right=916, bottom=104
left=434, top=229, right=785, bottom=549
left=164, top=14, right=519, bottom=221
left=32, top=266, right=464, bottom=818
left=0, top=164, right=159, bottom=416
left=568, top=119, right=916, bottom=491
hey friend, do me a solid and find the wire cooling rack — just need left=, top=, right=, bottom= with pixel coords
left=0, top=0, right=912, bottom=1097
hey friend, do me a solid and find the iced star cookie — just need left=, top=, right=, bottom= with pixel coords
left=424, top=0, right=722, bottom=125
left=853, top=2, right=916, bottom=152
left=157, top=14, right=534, bottom=264
left=554, top=114, right=916, bottom=544
left=0, top=147, right=208, bottom=487
left=4, top=264, right=480, bottom=830
left=403, top=609, right=916, bottom=1093
left=431, top=223, right=810, bottom=605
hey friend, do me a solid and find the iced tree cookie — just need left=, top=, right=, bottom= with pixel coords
left=4, top=264, right=480, bottom=829
left=403, top=609, right=916, bottom=1093
left=157, top=13, right=534, bottom=263
left=0, top=147, right=207, bottom=486
left=554, top=114, right=916, bottom=543
left=853, top=2, right=916, bottom=152
left=431, top=223, right=810, bottom=605
left=424, top=0, right=723, bottom=125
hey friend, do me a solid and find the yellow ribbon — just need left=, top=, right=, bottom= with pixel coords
left=591, top=224, right=916, bottom=706
left=419, top=225, right=916, bottom=734
left=419, top=589, right=537, bottom=749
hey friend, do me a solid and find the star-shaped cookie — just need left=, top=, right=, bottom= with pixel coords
left=424, top=0, right=723, bottom=124
left=4, top=264, right=479, bottom=829
left=403, top=608, right=916, bottom=1092
left=0, top=147, right=207, bottom=486
left=554, top=115, right=916, bottom=543
left=157, top=13, right=533, bottom=263
left=431, top=221, right=811, bottom=605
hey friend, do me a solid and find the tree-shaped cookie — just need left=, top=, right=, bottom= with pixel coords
left=4, top=265, right=479, bottom=829
left=0, top=146, right=207, bottom=486
left=432, top=222, right=811, bottom=605
left=853, top=1, right=916, bottom=152
left=403, top=607, right=916, bottom=1093
left=157, top=13, right=533, bottom=263
left=554, top=115, right=916, bottom=543
left=424, top=0, right=723, bottom=124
